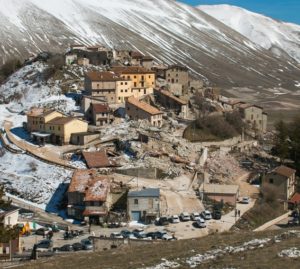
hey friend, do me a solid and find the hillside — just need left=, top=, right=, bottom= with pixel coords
left=199, top=4, right=300, bottom=63
left=13, top=229, right=300, bottom=269
left=0, top=0, right=300, bottom=89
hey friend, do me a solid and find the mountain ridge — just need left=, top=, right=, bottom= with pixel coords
left=0, top=0, right=300, bottom=89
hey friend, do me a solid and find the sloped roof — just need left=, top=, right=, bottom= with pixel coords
left=157, top=89, right=188, bottom=105
left=92, top=104, right=109, bottom=114
left=127, top=96, right=162, bottom=115
left=128, top=188, right=160, bottom=198
left=86, top=71, right=128, bottom=82
left=289, top=193, right=300, bottom=204
left=68, top=170, right=110, bottom=202
left=82, top=151, right=117, bottom=169
left=112, top=66, right=155, bottom=74
left=274, top=165, right=296, bottom=178
left=48, top=117, right=76, bottom=125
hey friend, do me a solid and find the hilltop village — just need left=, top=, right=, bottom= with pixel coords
left=0, top=44, right=299, bottom=263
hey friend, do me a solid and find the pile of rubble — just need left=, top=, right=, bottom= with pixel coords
left=278, top=248, right=300, bottom=258
left=206, top=151, right=246, bottom=184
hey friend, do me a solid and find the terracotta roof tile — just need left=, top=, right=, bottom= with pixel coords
left=127, top=96, right=162, bottom=115
left=274, top=165, right=296, bottom=178
left=86, top=71, right=128, bottom=82
left=92, top=104, right=109, bottom=114
left=68, top=170, right=110, bottom=202
left=112, top=66, right=155, bottom=74
left=82, top=151, right=117, bottom=169
left=158, top=89, right=188, bottom=105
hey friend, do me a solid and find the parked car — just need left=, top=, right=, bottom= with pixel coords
left=170, top=215, right=180, bottom=223
left=110, top=232, right=123, bottom=239
left=81, top=238, right=93, bottom=250
left=120, top=230, right=132, bottom=239
left=212, top=210, right=222, bottom=220
left=63, top=231, right=74, bottom=240
left=146, top=232, right=158, bottom=240
left=154, top=231, right=167, bottom=239
left=162, top=234, right=174, bottom=241
left=36, top=240, right=53, bottom=252
left=241, top=197, right=250, bottom=204
left=35, top=228, right=49, bottom=236
left=72, top=242, right=84, bottom=251
left=195, top=218, right=206, bottom=228
left=180, top=212, right=190, bottom=222
left=191, top=212, right=201, bottom=221
left=288, top=218, right=300, bottom=226
left=54, top=244, right=73, bottom=252
left=201, top=210, right=212, bottom=220
left=156, top=216, right=169, bottom=226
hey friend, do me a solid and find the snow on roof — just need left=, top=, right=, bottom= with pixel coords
left=68, top=170, right=111, bottom=202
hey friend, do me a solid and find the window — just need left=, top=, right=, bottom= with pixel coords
left=127, top=76, right=130, bottom=79
left=269, top=178, right=274, bottom=184
left=121, top=90, right=123, bottom=93
left=125, top=89, right=128, bottom=93
left=134, top=82, right=137, bottom=87
left=149, top=75, right=151, bottom=78
left=121, top=82, right=123, bottom=85
left=125, top=82, right=127, bottom=85
left=144, top=89, right=146, bottom=94
left=119, top=97, right=121, bottom=100
left=134, top=199, right=139, bottom=205
left=58, top=127, right=60, bottom=131
left=134, top=76, right=137, bottom=79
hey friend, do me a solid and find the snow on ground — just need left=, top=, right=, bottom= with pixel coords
left=278, top=248, right=300, bottom=258
left=0, top=145, right=72, bottom=207
left=142, top=230, right=300, bottom=268
left=199, top=4, right=300, bottom=63
left=0, top=62, right=78, bottom=209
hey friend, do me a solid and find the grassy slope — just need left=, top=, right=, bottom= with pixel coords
left=15, top=229, right=300, bottom=269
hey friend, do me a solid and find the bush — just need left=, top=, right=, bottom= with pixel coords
left=0, top=58, right=22, bottom=83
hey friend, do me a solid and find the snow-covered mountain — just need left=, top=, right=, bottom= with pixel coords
left=1, top=0, right=300, bottom=89
left=199, top=4, right=300, bottom=63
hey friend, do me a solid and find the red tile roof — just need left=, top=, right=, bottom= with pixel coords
left=127, top=96, right=163, bottom=116
left=274, top=165, right=296, bottom=178
left=112, top=66, right=155, bottom=74
left=86, top=71, right=128, bottom=82
left=68, top=170, right=110, bottom=202
left=82, top=151, right=117, bottom=169
left=92, top=104, right=109, bottom=114
left=289, top=193, right=300, bottom=204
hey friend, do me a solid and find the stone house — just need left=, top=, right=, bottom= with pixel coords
left=127, top=188, right=160, bottom=223
left=200, top=184, right=239, bottom=206
left=67, top=170, right=112, bottom=223
left=165, top=65, right=189, bottom=94
left=131, top=52, right=154, bottom=70
left=112, top=66, right=156, bottom=99
left=238, top=104, right=268, bottom=133
left=125, top=96, right=163, bottom=127
left=263, top=165, right=297, bottom=200
left=26, top=109, right=64, bottom=133
left=154, top=88, right=189, bottom=119
left=44, top=117, right=88, bottom=145
left=85, top=71, right=130, bottom=104
left=91, top=103, right=114, bottom=126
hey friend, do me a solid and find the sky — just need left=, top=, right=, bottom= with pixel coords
left=181, top=0, right=300, bottom=25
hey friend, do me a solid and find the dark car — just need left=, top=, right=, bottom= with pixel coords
left=121, top=230, right=132, bottom=238
left=36, top=240, right=53, bottom=252
left=81, top=239, right=93, bottom=250
left=72, top=242, right=84, bottom=251
left=154, top=231, right=167, bottom=239
left=146, top=232, right=158, bottom=240
left=35, top=228, right=49, bottom=236
left=54, top=244, right=73, bottom=252
left=155, top=217, right=169, bottom=226
left=212, top=210, right=222, bottom=220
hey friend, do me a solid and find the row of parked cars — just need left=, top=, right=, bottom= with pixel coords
left=156, top=210, right=221, bottom=228
left=110, top=228, right=176, bottom=241
left=35, top=238, right=93, bottom=252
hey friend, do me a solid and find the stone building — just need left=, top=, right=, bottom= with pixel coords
left=127, top=188, right=160, bottom=223
left=154, top=88, right=189, bottom=119
left=165, top=65, right=189, bottom=94
left=125, top=96, right=163, bottom=127
left=91, top=103, right=114, bottom=126
left=239, top=104, right=268, bottom=133
left=67, top=170, right=112, bottom=223
left=263, top=165, right=297, bottom=200
left=85, top=71, right=131, bottom=104
left=112, top=66, right=156, bottom=99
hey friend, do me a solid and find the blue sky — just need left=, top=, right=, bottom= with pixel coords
left=181, top=0, right=300, bottom=24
